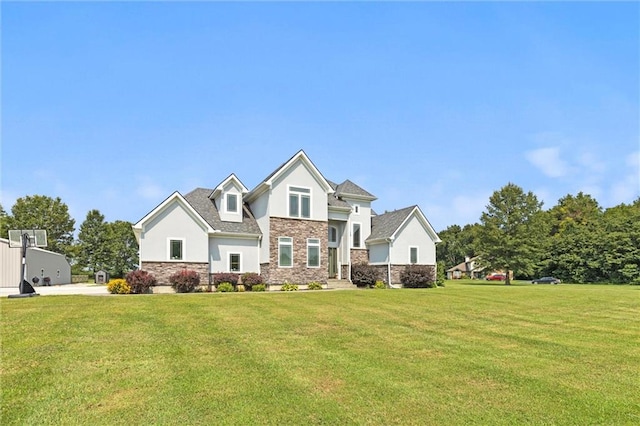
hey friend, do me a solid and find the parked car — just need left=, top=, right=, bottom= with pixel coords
left=531, top=276, right=561, bottom=284
left=486, top=273, right=506, bottom=281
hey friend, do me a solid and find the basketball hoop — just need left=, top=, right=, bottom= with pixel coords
left=7, top=230, right=48, bottom=298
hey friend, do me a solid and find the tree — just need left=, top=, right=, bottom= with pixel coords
left=476, top=183, right=546, bottom=285
left=600, top=199, right=640, bottom=284
left=437, top=223, right=480, bottom=268
left=0, top=204, right=8, bottom=239
left=6, top=195, right=75, bottom=255
left=77, top=210, right=110, bottom=274
left=105, top=220, right=139, bottom=278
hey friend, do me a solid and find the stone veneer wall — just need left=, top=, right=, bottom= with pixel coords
left=266, top=217, right=328, bottom=285
left=350, top=249, right=369, bottom=265
left=141, top=261, right=209, bottom=286
left=369, top=264, right=436, bottom=285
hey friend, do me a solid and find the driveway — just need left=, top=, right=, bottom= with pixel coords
left=1, top=283, right=110, bottom=297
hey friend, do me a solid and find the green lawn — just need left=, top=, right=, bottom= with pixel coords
left=2, top=282, right=639, bottom=425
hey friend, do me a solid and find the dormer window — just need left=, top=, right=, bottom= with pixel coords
left=289, top=186, right=311, bottom=219
left=226, top=193, right=238, bottom=213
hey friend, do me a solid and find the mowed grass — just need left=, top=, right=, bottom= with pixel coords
left=1, top=282, right=639, bottom=425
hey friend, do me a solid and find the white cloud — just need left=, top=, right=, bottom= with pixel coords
left=609, top=151, right=640, bottom=205
left=525, top=147, right=570, bottom=178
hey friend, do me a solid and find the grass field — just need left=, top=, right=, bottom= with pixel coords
left=2, top=281, right=639, bottom=425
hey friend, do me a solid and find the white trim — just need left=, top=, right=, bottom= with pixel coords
left=328, top=226, right=338, bottom=243
left=209, top=173, right=249, bottom=199
left=167, top=238, right=185, bottom=261
left=307, top=238, right=321, bottom=268
left=278, top=237, right=293, bottom=268
left=409, top=246, right=419, bottom=264
left=228, top=252, right=242, bottom=273
left=352, top=204, right=360, bottom=215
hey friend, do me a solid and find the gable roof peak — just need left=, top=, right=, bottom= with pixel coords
left=209, top=173, right=249, bottom=199
left=335, top=179, right=377, bottom=201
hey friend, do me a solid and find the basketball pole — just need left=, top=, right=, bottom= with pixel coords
left=8, top=232, right=39, bottom=298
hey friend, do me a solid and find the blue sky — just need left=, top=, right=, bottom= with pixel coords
left=2, top=1, right=638, bottom=232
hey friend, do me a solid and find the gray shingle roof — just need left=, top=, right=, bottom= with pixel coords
left=183, top=188, right=262, bottom=235
left=334, top=179, right=376, bottom=200
left=367, top=205, right=416, bottom=241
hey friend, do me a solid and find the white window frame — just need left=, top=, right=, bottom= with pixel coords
left=168, top=238, right=185, bottom=261
left=353, top=204, right=360, bottom=215
left=410, top=246, right=419, bottom=264
left=288, top=185, right=311, bottom=219
left=352, top=222, right=362, bottom=248
left=278, top=237, right=293, bottom=268
left=226, top=193, right=239, bottom=213
left=307, top=238, right=321, bottom=268
left=228, top=252, right=241, bottom=272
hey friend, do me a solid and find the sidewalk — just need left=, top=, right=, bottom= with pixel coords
left=1, top=283, right=110, bottom=297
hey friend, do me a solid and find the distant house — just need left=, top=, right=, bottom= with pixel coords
left=446, top=256, right=484, bottom=279
left=0, top=238, right=72, bottom=288
left=133, top=150, right=441, bottom=289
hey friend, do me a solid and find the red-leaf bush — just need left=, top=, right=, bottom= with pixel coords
left=125, top=270, right=157, bottom=294
left=169, top=269, right=200, bottom=293
left=400, top=265, right=436, bottom=288
left=213, top=272, right=239, bottom=286
left=351, top=263, right=380, bottom=287
left=241, top=272, right=263, bottom=290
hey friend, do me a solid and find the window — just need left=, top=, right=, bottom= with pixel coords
left=353, top=204, right=360, bottom=214
left=226, top=193, right=238, bottom=213
left=279, top=237, right=293, bottom=267
left=169, top=239, right=183, bottom=260
left=410, top=247, right=418, bottom=264
left=329, top=226, right=337, bottom=243
left=41, top=269, right=44, bottom=277
left=352, top=223, right=361, bottom=248
left=229, top=253, right=241, bottom=272
left=307, top=238, right=320, bottom=268
left=289, top=186, right=311, bottom=219
left=57, top=270, right=60, bottom=278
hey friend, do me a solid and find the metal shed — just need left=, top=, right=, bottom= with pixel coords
left=0, top=238, right=72, bottom=288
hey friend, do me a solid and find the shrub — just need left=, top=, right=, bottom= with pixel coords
left=252, top=284, right=267, bottom=292
left=281, top=283, right=298, bottom=291
left=237, top=284, right=246, bottom=292
left=217, top=282, right=234, bottom=293
left=169, top=269, right=200, bottom=293
left=351, top=263, right=380, bottom=287
left=307, top=282, right=323, bottom=290
left=107, top=278, right=131, bottom=294
left=401, top=265, right=436, bottom=288
left=125, top=270, right=156, bottom=294
left=374, top=280, right=386, bottom=289
left=241, top=272, right=263, bottom=290
left=213, top=272, right=239, bottom=286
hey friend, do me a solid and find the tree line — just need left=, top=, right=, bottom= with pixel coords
left=437, top=185, right=640, bottom=284
left=0, top=195, right=138, bottom=277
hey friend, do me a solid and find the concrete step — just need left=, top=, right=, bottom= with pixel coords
left=326, top=279, right=356, bottom=289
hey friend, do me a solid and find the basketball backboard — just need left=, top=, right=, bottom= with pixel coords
left=8, top=230, right=48, bottom=248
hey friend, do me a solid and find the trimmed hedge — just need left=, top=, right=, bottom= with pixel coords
left=351, top=263, right=380, bottom=287
left=169, top=269, right=200, bottom=293
left=125, top=270, right=156, bottom=294
left=400, top=265, right=436, bottom=288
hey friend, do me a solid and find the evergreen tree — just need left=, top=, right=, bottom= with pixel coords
left=77, top=210, right=110, bottom=274
left=105, top=220, right=139, bottom=278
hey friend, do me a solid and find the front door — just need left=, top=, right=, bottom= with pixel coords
left=328, top=248, right=338, bottom=279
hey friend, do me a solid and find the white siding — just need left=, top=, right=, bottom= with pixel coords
left=216, top=181, right=243, bottom=223
left=139, top=200, right=209, bottom=262
left=1, top=239, right=21, bottom=287
left=345, top=200, right=372, bottom=246
left=209, top=236, right=260, bottom=273
left=249, top=191, right=270, bottom=263
left=369, top=243, right=390, bottom=264
left=270, top=161, right=329, bottom=221
left=389, top=215, right=437, bottom=264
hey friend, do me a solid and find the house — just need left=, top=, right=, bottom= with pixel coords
left=132, top=150, right=441, bottom=289
left=0, top=238, right=72, bottom=288
left=446, top=256, right=484, bottom=279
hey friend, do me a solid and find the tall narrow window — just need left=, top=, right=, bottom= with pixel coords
left=170, top=239, right=183, bottom=260
left=279, top=237, right=293, bottom=267
left=226, top=193, right=238, bottom=213
left=307, top=238, right=320, bottom=267
left=353, top=204, right=360, bottom=215
left=229, top=253, right=241, bottom=272
left=329, top=226, right=337, bottom=243
left=289, top=186, right=311, bottom=219
left=410, top=247, right=418, bottom=264
left=352, top=223, right=361, bottom=248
